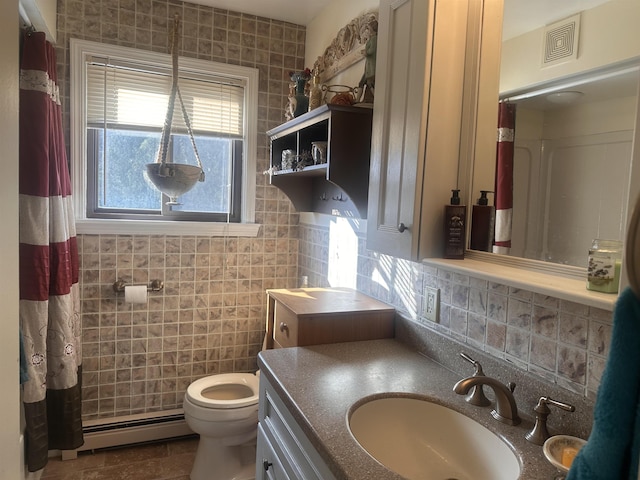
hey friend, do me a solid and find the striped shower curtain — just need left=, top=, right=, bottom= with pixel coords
left=493, top=102, right=516, bottom=255
left=19, top=31, right=84, bottom=472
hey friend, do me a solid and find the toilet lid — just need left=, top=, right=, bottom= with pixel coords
left=186, top=373, right=259, bottom=409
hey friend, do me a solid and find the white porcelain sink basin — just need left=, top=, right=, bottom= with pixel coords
left=348, top=396, right=521, bottom=480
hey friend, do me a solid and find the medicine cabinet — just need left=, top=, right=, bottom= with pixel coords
left=367, top=0, right=503, bottom=259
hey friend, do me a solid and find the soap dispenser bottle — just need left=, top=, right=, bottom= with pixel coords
left=444, top=189, right=466, bottom=259
left=470, top=190, right=496, bottom=252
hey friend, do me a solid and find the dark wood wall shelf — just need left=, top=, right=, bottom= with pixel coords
left=266, top=104, right=373, bottom=219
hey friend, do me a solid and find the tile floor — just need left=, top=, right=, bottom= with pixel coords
left=41, top=436, right=199, bottom=480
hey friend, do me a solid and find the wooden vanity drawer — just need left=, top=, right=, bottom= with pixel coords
left=273, top=303, right=299, bottom=348
left=266, top=287, right=395, bottom=349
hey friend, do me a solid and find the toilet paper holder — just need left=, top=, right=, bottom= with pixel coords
left=113, top=279, right=164, bottom=294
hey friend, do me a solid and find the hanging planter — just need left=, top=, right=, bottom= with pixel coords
left=145, top=14, right=205, bottom=205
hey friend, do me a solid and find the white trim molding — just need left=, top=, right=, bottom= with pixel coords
left=75, top=218, right=261, bottom=237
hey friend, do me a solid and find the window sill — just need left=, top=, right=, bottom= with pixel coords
left=423, top=256, right=617, bottom=312
left=75, top=218, right=261, bottom=237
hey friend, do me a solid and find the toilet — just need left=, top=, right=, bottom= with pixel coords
left=183, top=372, right=260, bottom=480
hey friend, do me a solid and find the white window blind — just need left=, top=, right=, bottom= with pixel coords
left=86, top=57, right=245, bottom=137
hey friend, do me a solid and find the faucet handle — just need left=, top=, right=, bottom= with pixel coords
left=544, top=397, right=575, bottom=412
left=459, top=353, right=491, bottom=406
left=459, top=352, right=485, bottom=375
left=525, top=396, right=576, bottom=445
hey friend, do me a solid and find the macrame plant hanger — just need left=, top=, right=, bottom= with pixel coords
left=145, top=13, right=205, bottom=205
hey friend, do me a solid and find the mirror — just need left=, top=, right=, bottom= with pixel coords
left=469, top=0, right=640, bottom=268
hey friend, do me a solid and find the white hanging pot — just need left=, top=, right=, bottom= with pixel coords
left=145, top=163, right=205, bottom=205
left=145, top=14, right=204, bottom=205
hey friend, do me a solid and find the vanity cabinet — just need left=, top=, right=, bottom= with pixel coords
left=266, top=104, right=373, bottom=219
left=256, top=425, right=290, bottom=480
left=256, top=374, right=337, bottom=480
left=264, top=287, right=395, bottom=349
left=367, top=0, right=503, bottom=260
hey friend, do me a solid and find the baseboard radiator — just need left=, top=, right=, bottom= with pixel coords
left=70, top=409, right=194, bottom=455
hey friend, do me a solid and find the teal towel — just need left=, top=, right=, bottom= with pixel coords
left=567, top=287, right=640, bottom=480
left=19, top=329, right=29, bottom=384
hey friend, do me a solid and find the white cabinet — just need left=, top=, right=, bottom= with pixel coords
left=256, top=424, right=291, bottom=480
left=367, top=0, right=503, bottom=260
left=256, top=375, right=337, bottom=480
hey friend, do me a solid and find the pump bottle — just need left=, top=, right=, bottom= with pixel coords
left=444, top=189, right=466, bottom=259
left=470, top=190, right=495, bottom=252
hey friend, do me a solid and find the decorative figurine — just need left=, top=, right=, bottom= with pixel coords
left=308, top=71, right=323, bottom=111
left=285, top=83, right=296, bottom=121
left=358, top=19, right=377, bottom=104
left=287, top=68, right=311, bottom=118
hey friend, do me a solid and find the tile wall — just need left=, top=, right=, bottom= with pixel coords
left=299, top=219, right=613, bottom=399
left=56, top=0, right=305, bottom=420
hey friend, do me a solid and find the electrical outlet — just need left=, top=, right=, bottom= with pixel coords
left=424, top=287, right=440, bottom=323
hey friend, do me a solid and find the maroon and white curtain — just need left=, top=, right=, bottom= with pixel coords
left=19, top=31, right=83, bottom=472
left=493, top=102, right=516, bottom=255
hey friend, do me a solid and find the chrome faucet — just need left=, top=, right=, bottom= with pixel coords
left=459, top=352, right=491, bottom=407
left=453, top=376, right=521, bottom=425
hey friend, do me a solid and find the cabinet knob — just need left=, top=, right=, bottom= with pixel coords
left=279, top=322, right=288, bottom=332
left=398, top=223, right=409, bottom=233
left=262, top=459, right=273, bottom=471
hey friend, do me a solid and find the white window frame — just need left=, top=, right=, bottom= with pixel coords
left=70, top=38, right=260, bottom=236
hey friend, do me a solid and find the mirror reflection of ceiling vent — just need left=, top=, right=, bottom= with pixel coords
left=542, top=13, right=581, bottom=67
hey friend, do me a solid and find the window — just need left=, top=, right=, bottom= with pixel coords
left=70, top=39, right=259, bottom=235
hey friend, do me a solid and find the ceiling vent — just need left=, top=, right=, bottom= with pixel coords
left=542, top=13, right=581, bottom=67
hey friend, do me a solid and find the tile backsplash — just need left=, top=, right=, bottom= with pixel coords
left=298, top=218, right=612, bottom=399
left=59, top=0, right=306, bottom=420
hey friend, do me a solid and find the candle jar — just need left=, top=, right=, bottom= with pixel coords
left=281, top=149, right=294, bottom=170
left=311, top=141, right=327, bottom=165
left=587, top=239, right=623, bottom=293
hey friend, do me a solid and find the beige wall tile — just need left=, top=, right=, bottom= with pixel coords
left=64, top=0, right=303, bottom=420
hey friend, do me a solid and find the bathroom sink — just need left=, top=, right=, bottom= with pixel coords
left=348, top=396, right=521, bottom=480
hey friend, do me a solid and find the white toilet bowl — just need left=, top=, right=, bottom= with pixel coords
left=183, top=373, right=260, bottom=480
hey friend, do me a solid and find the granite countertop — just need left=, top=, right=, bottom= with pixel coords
left=258, top=339, right=562, bottom=480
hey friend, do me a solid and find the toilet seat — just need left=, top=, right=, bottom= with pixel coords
left=186, top=373, right=259, bottom=409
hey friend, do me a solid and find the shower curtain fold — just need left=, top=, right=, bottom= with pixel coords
left=493, top=102, right=516, bottom=255
left=19, top=31, right=84, bottom=473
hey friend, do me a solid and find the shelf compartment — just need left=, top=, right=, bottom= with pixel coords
left=267, top=104, right=373, bottom=218
left=272, top=163, right=328, bottom=177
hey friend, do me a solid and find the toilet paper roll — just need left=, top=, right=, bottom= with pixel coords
left=124, top=285, right=148, bottom=304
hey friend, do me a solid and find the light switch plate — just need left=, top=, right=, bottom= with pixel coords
left=423, top=286, right=440, bottom=323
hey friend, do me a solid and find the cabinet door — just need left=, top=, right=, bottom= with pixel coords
left=256, top=424, right=291, bottom=480
left=258, top=375, right=338, bottom=480
left=367, top=0, right=433, bottom=259
left=368, top=0, right=480, bottom=260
